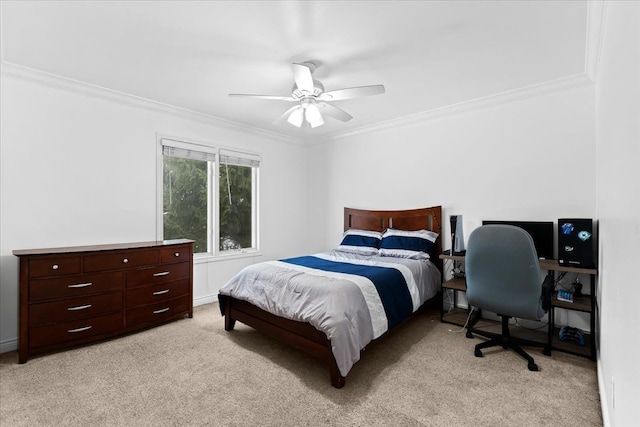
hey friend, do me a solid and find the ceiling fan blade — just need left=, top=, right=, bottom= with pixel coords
left=273, top=105, right=302, bottom=125
left=318, top=84, right=385, bottom=101
left=292, top=63, right=314, bottom=93
left=229, top=93, right=295, bottom=101
left=318, top=102, right=353, bottom=122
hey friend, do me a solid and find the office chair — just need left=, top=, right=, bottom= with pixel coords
left=464, top=225, right=553, bottom=371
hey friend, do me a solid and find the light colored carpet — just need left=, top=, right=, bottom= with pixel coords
left=0, top=303, right=601, bottom=426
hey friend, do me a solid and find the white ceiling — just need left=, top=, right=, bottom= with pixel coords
left=0, top=1, right=589, bottom=140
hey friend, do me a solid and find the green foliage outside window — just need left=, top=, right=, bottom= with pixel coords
left=163, top=156, right=208, bottom=253
left=163, top=155, right=254, bottom=254
left=219, top=164, right=253, bottom=251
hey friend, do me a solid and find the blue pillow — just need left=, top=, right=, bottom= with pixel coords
left=337, top=229, right=382, bottom=255
left=379, top=228, right=439, bottom=260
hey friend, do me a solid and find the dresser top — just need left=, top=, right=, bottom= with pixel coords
left=13, top=239, right=194, bottom=256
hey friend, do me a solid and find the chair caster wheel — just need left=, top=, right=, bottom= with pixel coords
left=466, top=330, right=473, bottom=339
left=528, top=363, right=539, bottom=371
left=543, top=347, right=551, bottom=356
left=474, top=348, right=483, bottom=358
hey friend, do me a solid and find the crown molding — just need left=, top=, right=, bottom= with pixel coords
left=1, top=60, right=596, bottom=148
left=307, top=72, right=595, bottom=145
left=0, top=61, right=301, bottom=146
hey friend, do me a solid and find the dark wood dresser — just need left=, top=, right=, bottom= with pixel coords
left=13, top=239, right=193, bottom=363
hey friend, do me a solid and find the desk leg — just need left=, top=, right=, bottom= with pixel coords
left=590, top=274, right=596, bottom=360
left=545, top=307, right=553, bottom=356
left=545, top=271, right=554, bottom=356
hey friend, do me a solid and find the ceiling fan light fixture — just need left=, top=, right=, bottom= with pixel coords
left=308, top=116, right=324, bottom=128
left=229, top=61, right=385, bottom=130
left=305, top=103, right=324, bottom=127
left=287, top=107, right=304, bottom=127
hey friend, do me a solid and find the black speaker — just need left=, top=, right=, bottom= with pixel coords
left=557, top=218, right=595, bottom=268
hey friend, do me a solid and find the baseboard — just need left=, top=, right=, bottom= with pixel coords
left=0, top=338, right=18, bottom=354
left=194, top=294, right=218, bottom=307
left=597, top=357, right=610, bottom=427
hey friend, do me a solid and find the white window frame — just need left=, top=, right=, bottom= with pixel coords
left=156, top=135, right=261, bottom=261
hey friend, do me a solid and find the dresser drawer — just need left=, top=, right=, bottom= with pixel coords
left=84, top=249, right=159, bottom=272
left=160, top=245, right=191, bottom=264
left=125, top=278, right=190, bottom=308
left=29, top=255, right=81, bottom=279
left=29, top=271, right=124, bottom=302
left=126, top=262, right=190, bottom=288
left=29, top=292, right=123, bottom=326
left=126, top=296, right=190, bottom=329
left=29, top=312, right=123, bottom=349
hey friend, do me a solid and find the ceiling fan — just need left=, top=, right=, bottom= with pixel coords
left=229, top=61, right=385, bottom=128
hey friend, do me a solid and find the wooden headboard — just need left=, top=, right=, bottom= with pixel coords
left=343, top=206, right=443, bottom=271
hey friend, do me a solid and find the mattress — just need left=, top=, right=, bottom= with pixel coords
left=219, top=249, right=441, bottom=376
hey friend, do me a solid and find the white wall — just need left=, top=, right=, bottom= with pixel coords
left=0, top=71, right=311, bottom=352
left=307, top=85, right=596, bottom=249
left=595, top=2, right=640, bottom=425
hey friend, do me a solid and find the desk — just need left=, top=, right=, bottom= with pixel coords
left=439, top=254, right=477, bottom=327
left=439, top=254, right=597, bottom=360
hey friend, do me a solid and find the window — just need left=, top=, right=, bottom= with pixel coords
left=219, top=150, right=259, bottom=251
left=158, top=138, right=260, bottom=257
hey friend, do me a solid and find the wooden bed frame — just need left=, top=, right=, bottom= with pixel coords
left=221, top=206, right=442, bottom=388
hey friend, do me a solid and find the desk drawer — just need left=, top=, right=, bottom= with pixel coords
left=29, top=312, right=123, bottom=349
left=29, top=271, right=124, bottom=301
left=29, top=292, right=123, bottom=326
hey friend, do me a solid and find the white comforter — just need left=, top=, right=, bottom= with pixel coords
left=219, top=250, right=441, bottom=377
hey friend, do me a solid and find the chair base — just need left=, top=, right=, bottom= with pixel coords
left=466, top=315, right=550, bottom=371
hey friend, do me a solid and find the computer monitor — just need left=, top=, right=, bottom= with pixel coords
left=482, top=220, right=554, bottom=260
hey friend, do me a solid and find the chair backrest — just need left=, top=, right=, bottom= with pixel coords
left=465, top=225, right=545, bottom=321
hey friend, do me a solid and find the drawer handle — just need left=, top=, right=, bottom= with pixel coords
left=123, top=258, right=129, bottom=264
left=68, top=282, right=93, bottom=288
left=153, top=289, right=170, bottom=296
left=153, top=271, right=170, bottom=277
left=153, top=307, right=170, bottom=314
left=52, top=264, right=59, bottom=270
left=174, top=252, right=180, bottom=257
left=68, top=326, right=92, bottom=333
left=67, top=304, right=92, bottom=311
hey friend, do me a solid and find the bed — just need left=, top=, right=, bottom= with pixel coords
left=219, top=206, right=443, bottom=388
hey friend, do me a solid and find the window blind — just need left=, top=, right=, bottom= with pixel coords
left=161, top=139, right=216, bottom=162
left=219, top=149, right=261, bottom=167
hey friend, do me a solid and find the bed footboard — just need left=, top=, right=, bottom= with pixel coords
left=221, top=296, right=346, bottom=388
